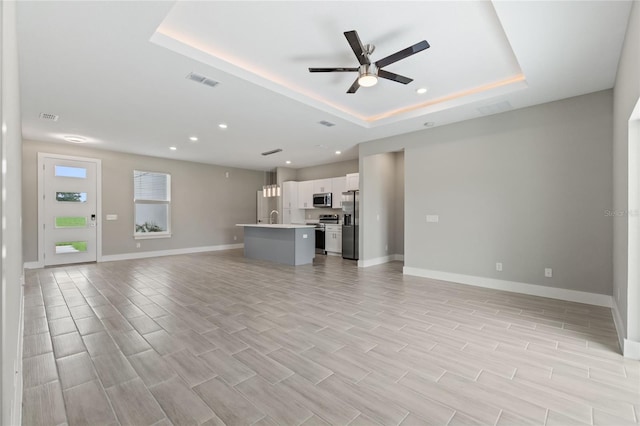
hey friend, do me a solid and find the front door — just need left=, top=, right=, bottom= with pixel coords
left=40, top=154, right=100, bottom=266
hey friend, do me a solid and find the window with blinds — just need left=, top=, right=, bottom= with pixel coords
left=134, top=170, right=171, bottom=238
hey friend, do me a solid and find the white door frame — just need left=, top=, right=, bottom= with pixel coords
left=37, top=152, right=102, bottom=267
left=626, top=98, right=640, bottom=358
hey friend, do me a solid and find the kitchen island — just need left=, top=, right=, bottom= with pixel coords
left=235, top=224, right=316, bottom=266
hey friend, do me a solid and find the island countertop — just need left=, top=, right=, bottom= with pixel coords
left=236, top=224, right=316, bottom=265
left=235, top=224, right=316, bottom=229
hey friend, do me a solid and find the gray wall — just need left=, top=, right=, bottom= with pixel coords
left=295, top=159, right=358, bottom=181
left=23, top=140, right=264, bottom=261
left=361, top=90, right=613, bottom=296
left=394, top=152, right=405, bottom=256
left=360, top=152, right=402, bottom=261
left=1, top=1, right=24, bottom=423
left=613, top=1, right=640, bottom=343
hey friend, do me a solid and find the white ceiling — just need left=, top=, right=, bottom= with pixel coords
left=16, top=1, right=632, bottom=171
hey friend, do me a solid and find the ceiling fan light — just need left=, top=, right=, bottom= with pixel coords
left=358, top=74, right=378, bottom=87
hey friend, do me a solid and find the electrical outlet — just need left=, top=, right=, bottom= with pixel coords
left=303, top=234, right=308, bottom=239
left=136, top=242, right=141, bottom=249
left=545, top=268, right=552, bottom=278
left=225, top=171, right=229, bottom=178
left=496, top=262, right=503, bottom=272
left=426, top=215, right=439, bottom=223
left=233, top=235, right=237, bottom=241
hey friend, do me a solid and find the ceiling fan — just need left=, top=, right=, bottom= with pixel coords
left=309, top=30, right=430, bottom=94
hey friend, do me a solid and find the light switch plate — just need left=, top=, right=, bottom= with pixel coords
left=303, top=234, right=308, bottom=239
left=545, top=268, right=553, bottom=278
left=426, top=215, right=439, bottom=223
left=496, top=262, right=503, bottom=272
left=106, top=214, right=118, bottom=221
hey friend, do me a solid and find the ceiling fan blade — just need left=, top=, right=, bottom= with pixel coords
left=375, top=40, right=430, bottom=69
left=308, top=67, right=359, bottom=73
left=378, top=69, right=413, bottom=84
left=344, top=30, right=370, bottom=66
left=346, top=78, right=360, bottom=94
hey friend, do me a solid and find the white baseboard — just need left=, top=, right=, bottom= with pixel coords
left=101, top=243, right=244, bottom=262
left=403, top=267, right=612, bottom=308
left=358, top=254, right=404, bottom=268
left=23, top=260, right=43, bottom=269
left=611, top=299, right=626, bottom=354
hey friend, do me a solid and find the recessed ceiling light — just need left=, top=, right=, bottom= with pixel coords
left=189, top=136, right=198, bottom=142
left=218, top=123, right=228, bottom=129
left=335, top=151, right=342, bottom=155
left=63, top=136, right=87, bottom=144
left=169, top=146, right=177, bottom=151
left=423, top=122, right=435, bottom=127
left=416, top=87, right=428, bottom=94
left=285, top=161, right=291, bottom=165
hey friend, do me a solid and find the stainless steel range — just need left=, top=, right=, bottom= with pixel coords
left=307, top=214, right=339, bottom=254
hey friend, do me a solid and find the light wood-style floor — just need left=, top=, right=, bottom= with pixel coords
left=22, top=249, right=639, bottom=426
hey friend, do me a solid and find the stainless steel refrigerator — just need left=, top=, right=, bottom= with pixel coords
left=342, top=190, right=359, bottom=260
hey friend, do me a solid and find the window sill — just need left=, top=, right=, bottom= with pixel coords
left=134, top=233, right=172, bottom=240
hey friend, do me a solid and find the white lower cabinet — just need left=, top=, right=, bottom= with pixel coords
left=325, top=225, right=342, bottom=254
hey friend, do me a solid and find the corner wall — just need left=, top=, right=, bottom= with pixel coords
left=613, top=0, right=640, bottom=357
left=361, top=90, right=614, bottom=303
left=22, top=140, right=264, bottom=263
left=359, top=151, right=404, bottom=265
left=1, top=1, right=24, bottom=423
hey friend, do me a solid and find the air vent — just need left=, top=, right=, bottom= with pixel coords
left=39, top=112, right=59, bottom=121
left=186, top=72, right=219, bottom=88
left=318, top=120, right=335, bottom=127
left=477, top=101, right=513, bottom=116
left=261, top=148, right=283, bottom=156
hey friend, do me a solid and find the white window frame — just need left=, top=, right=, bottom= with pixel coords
left=133, top=170, right=172, bottom=239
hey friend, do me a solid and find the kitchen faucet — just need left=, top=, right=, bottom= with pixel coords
left=269, top=210, right=279, bottom=224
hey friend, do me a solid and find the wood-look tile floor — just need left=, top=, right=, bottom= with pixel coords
left=22, top=249, right=639, bottom=426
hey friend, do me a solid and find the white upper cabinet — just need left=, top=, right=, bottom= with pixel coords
left=297, top=181, right=314, bottom=209
left=346, top=173, right=359, bottom=191
left=282, top=181, right=298, bottom=209
left=313, top=179, right=332, bottom=194
left=331, top=177, right=346, bottom=208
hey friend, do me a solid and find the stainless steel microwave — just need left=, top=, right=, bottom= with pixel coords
left=312, top=193, right=332, bottom=208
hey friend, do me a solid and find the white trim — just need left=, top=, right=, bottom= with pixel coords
left=133, top=233, right=172, bottom=240
left=611, top=299, right=626, bottom=354
left=358, top=254, right=404, bottom=267
left=623, top=339, right=640, bottom=360
left=10, top=282, right=24, bottom=426
left=37, top=153, right=103, bottom=265
left=101, top=243, right=243, bottom=262
left=403, top=267, right=612, bottom=307
left=23, top=260, right=43, bottom=269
